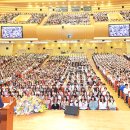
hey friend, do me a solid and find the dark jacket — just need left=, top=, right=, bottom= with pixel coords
left=0, top=96, right=4, bottom=108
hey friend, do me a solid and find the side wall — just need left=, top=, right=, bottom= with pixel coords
left=0, top=44, right=13, bottom=55
left=126, top=43, right=130, bottom=54
left=0, top=42, right=127, bottom=56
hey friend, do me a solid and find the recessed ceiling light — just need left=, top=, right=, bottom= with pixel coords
left=28, top=4, right=32, bottom=7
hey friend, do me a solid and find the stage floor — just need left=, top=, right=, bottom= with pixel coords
left=14, top=110, right=130, bottom=130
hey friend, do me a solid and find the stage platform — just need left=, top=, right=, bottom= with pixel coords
left=14, top=110, right=130, bottom=130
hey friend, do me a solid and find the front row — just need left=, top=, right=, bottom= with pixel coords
left=0, top=95, right=117, bottom=115
left=46, top=95, right=117, bottom=110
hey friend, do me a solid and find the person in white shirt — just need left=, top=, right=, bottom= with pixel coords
left=69, top=95, right=75, bottom=106
left=74, top=97, right=79, bottom=107
left=108, top=96, right=116, bottom=110
left=61, top=97, right=69, bottom=110
left=99, top=95, right=108, bottom=110
left=123, top=84, right=129, bottom=95
left=102, top=87, right=108, bottom=96
left=123, top=84, right=129, bottom=103
left=79, top=96, right=88, bottom=110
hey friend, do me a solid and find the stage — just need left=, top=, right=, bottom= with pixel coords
left=14, top=110, right=130, bottom=130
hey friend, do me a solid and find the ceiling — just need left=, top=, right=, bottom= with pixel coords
left=0, top=0, right=129, bottom=7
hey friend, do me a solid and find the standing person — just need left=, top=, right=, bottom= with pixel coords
left=0, top=94, right=4, bottom=108
left=123, top=84, right=129, bottom=103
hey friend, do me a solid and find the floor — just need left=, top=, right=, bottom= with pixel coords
left=13, top=58, right=130, bottom=130
left=14, top=110, right=130, bottom=130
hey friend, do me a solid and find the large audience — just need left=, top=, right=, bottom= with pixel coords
left=27, top=13, right=46, bottom=24
left=0, top=54, right=117, bottom=115
left=0, top=10, right=130, bottom=24
left=0, top=56, right=12, bottom=66
left=0, top=54, right=49, bottom=84
left=0, top=13, right=19, bottom=24
left=120, top=10, right=130, bottom=21
left=0, top=13, right=47, bottom=24
left=93, top=54, right=130, bottom=104
left=93, top=12, right=108, bottom=22
left=93, top=10, right=130, bottom=22
left=45, top=12, right=90, bottom=25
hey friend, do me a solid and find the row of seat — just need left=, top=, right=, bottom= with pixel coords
left=0, top=55, right=117, bottom=115
left=93, top=54, right=130, bottom=108
left=0, top=10, right=130, bottom=24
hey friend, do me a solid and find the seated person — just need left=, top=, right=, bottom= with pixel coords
left=99, top=95, right=108, bottom=110
left=108, top=96, right=116, bottom=110
left=79, top=96, right=88, bottom=110
left=51, top=98, right=60, bottom=110
left=89, top=96, right=98, bottom=110
left=61, top=97, right=69, bottom=110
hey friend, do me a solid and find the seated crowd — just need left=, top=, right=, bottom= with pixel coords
left=93, top=54, right=130, bottom=104
left=93, top=10, right=130, bottom=22
left=0, top=56, right=12, bottom=66
left=0, top=54, right=49, bottom=84
left=25, top=13, right=47, bottom=24
left=1, top=10, right=130, bottom=24
left=120, top=10, right=130, bottom=21
left=0, top=10, right=130, bottom=24
left=0, top=13, right=47, bottom=24
left=45, top=12, right=90, bottom=25
left=0, top=13, right=19, bottom=24
left=0, top=54, right=116, bottom=115
left=93, top=12, right=108, bottom=22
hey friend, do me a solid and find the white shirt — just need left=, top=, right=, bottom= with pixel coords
left=102, top=90, right=107, bottom=96
left=79, top=100, right=88, bottom=110
left=108, top=101, right=116, bottom=110
left=123, top=88, right=130, bottom=95
left=99, top=101, right=107, bottom=110
left=128, top=92, right=130, bottom=97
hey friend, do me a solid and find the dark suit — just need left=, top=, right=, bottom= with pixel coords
left=51, top=103, right=59, bottom=110
left=0, top=96, right=4, bottom=108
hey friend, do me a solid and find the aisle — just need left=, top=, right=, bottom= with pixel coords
left=89, top=58, right=130, bottom=111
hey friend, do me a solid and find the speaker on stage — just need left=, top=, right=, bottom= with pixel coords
left=64, top=106, right=79, bottom=116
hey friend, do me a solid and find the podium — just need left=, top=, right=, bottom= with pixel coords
left=0, top=97, right=16, bottom=130
left=128, top=97, right=130, bottom=108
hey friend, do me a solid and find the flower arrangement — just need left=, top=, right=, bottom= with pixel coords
left=15, top=96, right=47, bottom=115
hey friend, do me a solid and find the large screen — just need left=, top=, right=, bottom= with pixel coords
left=55, top=7, right=68, bottom=12
left=71, top=6, right=80, bottom=12
left=83, top=6, right=92, bottom=11
left=109, top=24, right=130, bottom=37
left=1, top=26, right=23, bottom=39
